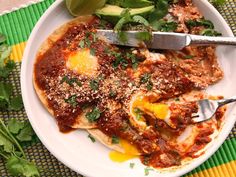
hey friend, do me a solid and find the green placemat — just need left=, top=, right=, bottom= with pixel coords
left=0, top=0, right=235, bottom=176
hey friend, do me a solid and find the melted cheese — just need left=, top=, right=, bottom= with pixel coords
left=109, top=140, right=139, bottom=162
left=66, top=49, right=98, bottom=76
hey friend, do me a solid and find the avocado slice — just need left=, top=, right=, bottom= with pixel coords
left=95, top=5, right=154, bottom=23
left=107, top=0, right=154, bottom=8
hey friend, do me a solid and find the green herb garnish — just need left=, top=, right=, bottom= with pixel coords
left=85, top=107, right=101, bottom=122
left=140, top=73, right=151, bottom=84
left=183, top=55, right=194, bottom=59
left=112, top=52, right=128, bottom=69
left=0, top=82, right=23, bottom=111
left=64, top=95, right=78, bottom=108
left=144, top=167, right=154, bottom=176
left=148, top=0, right=169, bottom=23
left=61, top=76, right=82, bottom=86
left=133, top=108, right=143, bottom=120
left=186, top=19, right=214, bottom=29
left=200, top=29, right=222, bottom=36
left=129, top=162, right=135, bottom=168
left=109, top=90, right=117, bottom=97
left=135, top=31, right=152, bottom=41
left=88, top=134, right=96, bottom=143
left=0, top=119, right=39, bottom=177
left=146, top=81, right=153, bottom=91
left=151, top=20, right=177, bottom=32
left=0, top=33, right=16, bottom=78
left=111, top=135, right=120, bottom=144
left=90, top=79, right=99, bottom=91
left=212, top=0, right=226, bottom=6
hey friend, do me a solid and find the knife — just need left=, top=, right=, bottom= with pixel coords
left=96, top=29, right=236, bottom=50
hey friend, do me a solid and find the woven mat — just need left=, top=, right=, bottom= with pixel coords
left=0, top=0, right=235, bottom=176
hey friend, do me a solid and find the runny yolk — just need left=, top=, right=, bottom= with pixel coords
left=66, top=49, right=98, bottom=76
left=109, top=140, right=139, bottom=162
left=132, top=96, right=169, bottom=120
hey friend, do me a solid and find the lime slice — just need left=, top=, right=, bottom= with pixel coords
left=65, top=0, right=106, bottom=16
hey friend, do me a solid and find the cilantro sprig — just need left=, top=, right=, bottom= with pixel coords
left=0, top=33, right=23, bottom=111
left=0, top=33, right=16, bottom=78
left=0, top=119, right=39, bottom=177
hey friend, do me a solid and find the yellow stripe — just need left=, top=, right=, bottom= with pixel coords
left=10, top=42, right=27, bottom=62
left=187, top=160, right=236, bottom=177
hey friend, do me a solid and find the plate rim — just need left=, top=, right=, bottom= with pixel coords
left=20, top=0, right=235, bottom=177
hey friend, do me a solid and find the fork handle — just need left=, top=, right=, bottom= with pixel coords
left=218, top=96, right=236, bottom=107
left=190, top=35, right=236, bottom=46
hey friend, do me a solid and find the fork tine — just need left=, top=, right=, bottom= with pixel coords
left=191, top=112, right=199, bottom=118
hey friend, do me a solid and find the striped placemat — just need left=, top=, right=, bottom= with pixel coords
left=0, top=0, right=235, bottom=176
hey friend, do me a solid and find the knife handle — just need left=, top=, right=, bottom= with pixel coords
left=189, top=35, right=236, bottom=46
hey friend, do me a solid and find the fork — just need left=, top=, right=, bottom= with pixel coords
left=191, top=96, right=236, bottom=123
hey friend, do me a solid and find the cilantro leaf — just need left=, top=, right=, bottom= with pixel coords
left=8, top=119, right=25, bottom=134
left=90, top=79, right=99, bottom=91
left=6, top=156, right=40, bottom=177
left=85, top=107, right=101, bottom=122
left=64, top=95, right=78, bottom=108
left=88, top=134, right=96, bottom=143
left=0, top=83, right=23, bottom=111
left=140, top=73, right=151, bottom=84
left=16, top=122, right=34, bottom=142
left=0, top=82, right=13, bottom=104
left=151, top=20, right=177, bottom=32
left=212, top=0, right=226, bottom=6
left=136, top=32, right=152, bottom=41
left=148, top=0, right=169, bottom=23
left=111, top=135, right=120, bottom=144
left=0, top=133, right=13, bottom=153
left=9, top=95, right=23, bottom=111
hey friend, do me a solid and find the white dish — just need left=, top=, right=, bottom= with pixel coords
left=21, top=0, right=236, bottom=177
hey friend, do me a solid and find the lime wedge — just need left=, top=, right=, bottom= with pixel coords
left=65, top=0, right=106, bottom=16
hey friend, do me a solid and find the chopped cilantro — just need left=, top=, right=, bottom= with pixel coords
left=186, top=19, right=214, bottom=29
left=175, top=97, right=180, bottom=101
left=151, top=20, right=177, bottom=32
left=183, top=55, right=194, bottom=59
left=64, top=95, right=78, bottom=108
left=200, top=29, right=222, bottom=36
left=88, top=134, right=96, bottom=143
left=111, top=135, right=120, bottom=144
left=118, top=31, right=128, bottom=44
left=112, top=52, right=128, bottom=69
left=85, top=107, right=101, bottom=122
left=129, top=162, right=135, bottom=169
left=140, top=73, right=151, bottom=84
left=133, top=108, right=143, bottom=120
left=109, top=90, right=117, bottom=97
left=144, top=167, right=154, bottom=176
left=90, top=79, right=99, bottom=91
left=90, top=48, right=96, bottom=56
left=60, top=76, right=82, bottom=86
left=146, top=81, right=153, bottom=91
left=135, top=31, right=152, bottom=41
left=79, top=40, right=85, bottom=48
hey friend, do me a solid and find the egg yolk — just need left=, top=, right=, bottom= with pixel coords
left=109, top=140, right=139, bottom=162
left=66, top=49, right=98, bottom=76
left=132, top=96, right=169, bottom=120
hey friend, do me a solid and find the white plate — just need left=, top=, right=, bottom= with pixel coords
left=21, top=0, right=236, bottom=177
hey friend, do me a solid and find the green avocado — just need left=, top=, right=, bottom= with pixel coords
left=95, top=5, right=154, bottom=23
left=107, top=0, right=154, bottom=8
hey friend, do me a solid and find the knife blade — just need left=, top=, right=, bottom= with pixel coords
left=96, top=29, right=236, bottom=50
